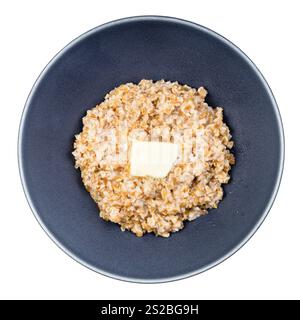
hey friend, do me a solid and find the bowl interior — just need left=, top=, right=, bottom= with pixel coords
left=19, top=17, right=283, bottom=281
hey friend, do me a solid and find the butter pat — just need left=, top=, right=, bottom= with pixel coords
left=130, top=140, right=179, bottom=178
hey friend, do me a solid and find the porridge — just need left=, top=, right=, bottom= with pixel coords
left=73, top=80, right=235, bottom=237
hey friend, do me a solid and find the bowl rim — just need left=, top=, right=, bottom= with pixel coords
left=18, top=15, right=285, bottom=283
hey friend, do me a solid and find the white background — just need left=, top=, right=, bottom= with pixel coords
left=0, top=0, right=299, bottom=300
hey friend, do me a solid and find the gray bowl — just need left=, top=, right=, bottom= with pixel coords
left=18, top=16, right=284, bottom=282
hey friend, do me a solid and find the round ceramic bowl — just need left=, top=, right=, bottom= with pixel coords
left=18, top=16, right=284, bottom=282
